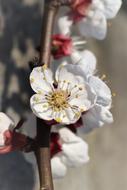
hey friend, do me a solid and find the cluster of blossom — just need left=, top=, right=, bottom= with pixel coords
left=0, top=0, right=122, bottom=180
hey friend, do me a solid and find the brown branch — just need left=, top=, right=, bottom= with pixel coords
left=39, top=0, right=60, bottom=67
left=35, top=119, right=53, bottom=190
left=34, top=1, right=60, bottom=190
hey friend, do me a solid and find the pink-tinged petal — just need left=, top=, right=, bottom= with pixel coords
left=70, top=0, right=92, bottom=21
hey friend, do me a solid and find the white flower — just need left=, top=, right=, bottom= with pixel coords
left=81, top=75, right=113, bottom=132
left=30, top=65, right=96, bottom=124
left=0, top=112, right=14, bottom=147
left=65, top=50, right=97, bottom=78
left=51, top=157, right=67, bottom=179
left=58, top=50, right=113, bottom=131
left=51, top=128, right=89, bottom=179
left=58, top=0, right=122, bottom=39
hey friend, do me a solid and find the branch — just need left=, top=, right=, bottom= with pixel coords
left=35, top=119, right=53, bottom=190
left=34, top=1, right=60, bottom=190
left=39, top=0, right=60, bottom=67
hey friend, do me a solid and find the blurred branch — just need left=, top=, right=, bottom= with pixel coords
left=39, top=0, right=60, bottom=67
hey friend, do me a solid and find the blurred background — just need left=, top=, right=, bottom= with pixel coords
left=0, top=0, right=127, bottom=190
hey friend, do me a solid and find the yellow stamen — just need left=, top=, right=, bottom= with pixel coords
left=55, top=118, right=62, bottom=123
left=34, top=96, right=40, bottom=103
left=47, top=90, right=69, bottom=111
left=112, top=92, right=116, bottom=97
left=101, top=74, right=106, bottom=80
left=42, top=64, right=47, bottom=70
left=43, top=105, right=48, bottom=108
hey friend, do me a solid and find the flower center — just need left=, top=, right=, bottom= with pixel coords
left=47, top=90, right=69, bottom=111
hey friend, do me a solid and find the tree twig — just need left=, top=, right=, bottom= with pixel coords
left=34, top=1, right=60, bottom=190
left=39, top=0, right=60, bottom=67
left=35, top=119, right=53, bottom=190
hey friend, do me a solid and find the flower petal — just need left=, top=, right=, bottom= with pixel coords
left=56, top=65, right=79, bottom=89
left=57, top=16, right=73, bottom=35
left=30, top=94, right=54, bottom=121
left=53, top=107, right=81, bottom=125
left=56, top=63, right=96, bottom=113
left=51, top=156, right=67, bottom=179
left=59, top=128, right=83, bottom=143
left=56, top=64, right=86, bottom=95
left=80, top=104, right=113, bottom=133
left=102, top=0, right=122, bottom=19
left=0, top=112, right=14, bottom=133
left=72, top=50, right=96, bottom=74
left=78, top=10, right=107, bottom=40
left=30, top=66, right=53, bottom=93
left=64, top=50, right=96, bottom=79
left=88, top=76, right=112, bottom=108
left=0, top=134, right=5, bottom=147
left=69, top=82, right=96, bottom=111
left=59, top=128, right=89, bottom=167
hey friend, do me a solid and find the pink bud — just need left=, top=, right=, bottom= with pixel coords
left=52, top=34, right=73, bottom=59
left=0, top=130, right=27, bottom=154
left=70, top=0, right=92, bottom=21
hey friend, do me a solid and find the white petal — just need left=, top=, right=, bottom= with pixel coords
left=54, top=107, right=81, bottom=125
left=51, top=156, right=67, bottom=179
left=60, top=130, right=89, bottom=167
left=67, top=50, right=97, bottom=79
left=88, top=76, right=112, bottom=108
left=102, top=0, right=122, bottom=19
left=59, top=128, right=83, bottom=143
left=80, top=50, right=97, bottom=75
left=0, top=112, right=14, bottom=133
left=53, top=109, right=72, bottom=124
left=56, top=64, right=86, bottom=99
left=80, top=104, right=113, bottom=133
left=78, top=10, right=107, bottom=40
left=57, top=16, right=72, bottom=35
left=69, top=82, right=96, bottom=111
left=56, top=63, right=96, bottom=111
left=30, top=66, right=53, bottom=93
left=30, top=94, right=54, bottom=121
left=0, top=134, right=5, bottom=147
left=56, top=65, right=79, bottom=89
